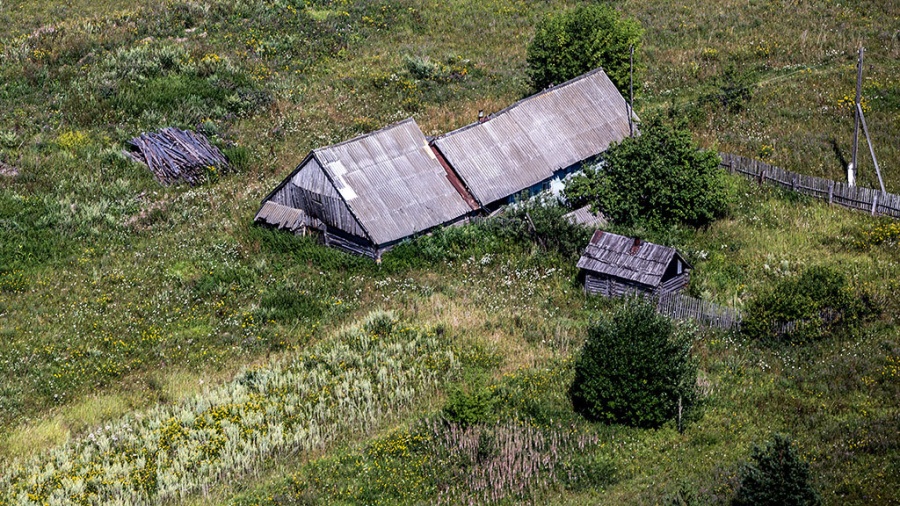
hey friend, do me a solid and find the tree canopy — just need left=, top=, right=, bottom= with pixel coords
left=569, top=298, right=698, bottom=428
left=527, top=4, right=642, bottom=93
left=565, top=118, right=727, bottom=229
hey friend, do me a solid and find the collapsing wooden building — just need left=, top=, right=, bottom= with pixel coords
left=578, top=230, right=691, bottom=297
left=255, top=119, right=478, bottom=259
left=256, top=67, right=636, bottom=259
left=432, top=68, right=635, bottom=209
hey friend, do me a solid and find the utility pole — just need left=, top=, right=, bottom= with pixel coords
left=849, top=45, right=864, bottom=187
left=856, top=102, right=886, bottom=193
left=629, top=45, right=635, bottom=137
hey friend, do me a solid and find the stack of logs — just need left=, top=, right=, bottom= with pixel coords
left=126, top=127, right=230, bottom=186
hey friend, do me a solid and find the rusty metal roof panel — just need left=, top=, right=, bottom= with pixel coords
left=435, top=68, right=633, bottom=205
left=313, top=119, right=472, bottom=245
left=577, top=230, right=686, bottom=287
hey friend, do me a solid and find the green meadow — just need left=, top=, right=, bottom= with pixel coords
left=0, top=0, right=897, bottom=504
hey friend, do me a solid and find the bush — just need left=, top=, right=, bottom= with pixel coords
left=496, top=198, right=595, bottom=259
left=385, top=198, right=591, bottom=268
left=742, top=265, right=876, bottom=342
left=442, top=382, right=496, bottom=427
left=733, top=434, right=822, bottom=506
left=565, top=118, right=727, bottom=229
left=527, top=4, right=642, bottom=93
left=569, top=298, right=698, bottom=428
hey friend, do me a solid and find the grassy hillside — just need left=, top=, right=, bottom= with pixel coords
left=0, top=0, right=898, bottom=504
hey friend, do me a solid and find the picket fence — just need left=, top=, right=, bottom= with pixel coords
left=720, top=153, right=900, bottom=218
left=655, top=292, right=742, bottom=331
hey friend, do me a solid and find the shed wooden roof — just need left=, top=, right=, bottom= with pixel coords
left=577, top=230, right=691, bottom=287
left=433, top=68, right=634, bottom=206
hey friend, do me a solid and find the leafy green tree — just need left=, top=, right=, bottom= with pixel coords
left=527, top=5, right=642, bottom=93
left=733, top=434, right=822, bottom=506
left=743, top=265, right=877, bottom=342
left=564, top=118, right=727, bottom=229
left=569, top=298, right=698, bottom=428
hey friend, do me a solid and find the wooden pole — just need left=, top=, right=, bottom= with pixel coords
left=677, top=395, right=683, bottom=434
left=856, top=103, right=886, bottom=194
left=850, top=46, right=864, bottom=187
left=629, top=45, right=635, bottom=137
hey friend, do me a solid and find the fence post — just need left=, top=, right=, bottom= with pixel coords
left=872, top=192, right=879, bottom=216
left=828, top=181, right=834, bottom=205
left=792, top=175, right=797, bottom=192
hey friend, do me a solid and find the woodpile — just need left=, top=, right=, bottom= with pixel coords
left=125, top=127, right=230, bottom=186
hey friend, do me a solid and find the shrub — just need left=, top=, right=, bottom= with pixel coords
left=527, top=4, right=642, bottom=93
left=565, top=118, right=727, bottom=229
left=569, top=298, right=698, bottom=428
left=442, top=381, right=496, bottom=427
left=733, top=434, right=822, bottom=506
left=495, top=198, right=595, bottom=259
left=385, top=198, right=591, bottom=267
left=742, top=265, right=876, bottom=342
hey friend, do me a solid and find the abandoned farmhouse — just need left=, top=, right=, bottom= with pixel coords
left=254, top=67, right=635, bottom=259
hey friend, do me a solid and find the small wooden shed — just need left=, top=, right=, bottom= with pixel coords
left=578, top=230, right=691, bottom=297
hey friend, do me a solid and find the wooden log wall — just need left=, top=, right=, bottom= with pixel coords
left=720, top=153, right=900, bottom=218
left=657, top=273, right=690, bottom=296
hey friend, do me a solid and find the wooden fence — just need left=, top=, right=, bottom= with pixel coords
left=719, top=153, right=900, bottom=218
left=655, top=292, right=742, bottom=331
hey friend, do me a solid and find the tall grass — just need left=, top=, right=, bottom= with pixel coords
left=0, top=312, right=458, bottom=505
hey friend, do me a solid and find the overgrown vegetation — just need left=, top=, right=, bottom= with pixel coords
left=527, top=4, right=642, bottom=93
left=569, top=298, right=698, bottom=428
left=1, top=0, right=899, bottom=504
left=566, top=118, right=727, bottom=229
left=742, top=265, right=878, bottom=342
left=0, top=312, right=458, bottom=504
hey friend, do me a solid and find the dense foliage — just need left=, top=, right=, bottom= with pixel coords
left=442, top=380, right=496, bottom=427
left=565, top=118, right=727, bottom=229
left=388, top=197, right=592, bottom=267
left=733, top=434, right=822, bottom=506
left=742, top=265, right=876, bottom=342
left=569, top=299, right=698, bottom=428
left=526, top=4, right=642, bottom=93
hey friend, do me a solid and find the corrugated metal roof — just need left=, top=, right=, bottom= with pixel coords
left=576, top=230, right=690, bottom=287
left=434, top=68, right=635, bottom=206
left=255, top=201, right=306, bottom=232
left=311, top=118, right=474, bottom=246
left=563, top=205, right=607, bottom=228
